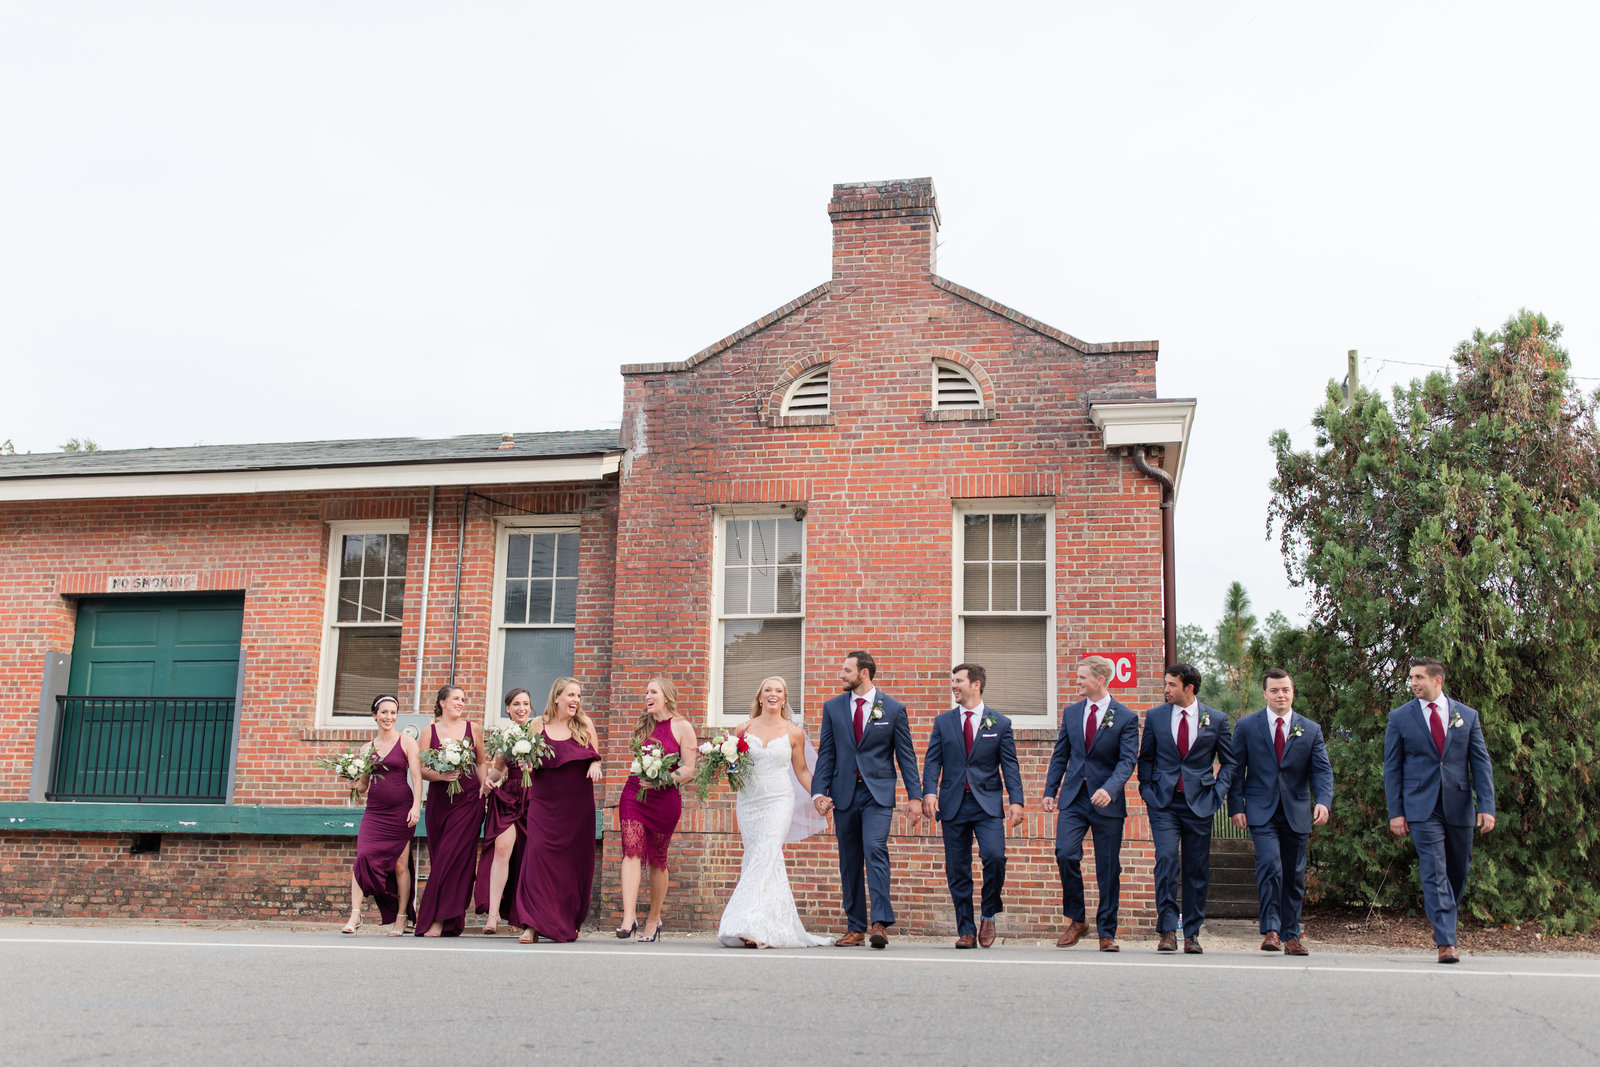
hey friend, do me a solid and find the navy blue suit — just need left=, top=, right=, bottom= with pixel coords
left=1043, top=697, right=1138, bottom=937
left=1228, top=709, right=1333, bottom=939
left=923, top=704, right=1024, bottom=937
left=813, top=689, right=922, bottom=931
left=1383, top=696, right=1495, bottom=946
left=1138, top=702, right=1236, bottom=939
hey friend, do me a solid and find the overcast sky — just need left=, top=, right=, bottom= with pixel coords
left=4, top=0, right=1596, bottom=630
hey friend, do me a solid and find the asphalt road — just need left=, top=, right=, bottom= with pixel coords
left=3, top=929, right=1598, bottom=1065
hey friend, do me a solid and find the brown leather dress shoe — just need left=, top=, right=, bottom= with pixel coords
left=1098, top=937, right=1120, bottom=952
left=1283, top=938, right=1308, bottom=956
left=1260, top=932, right=1282, bottom=951
left=1438, top=945, right=1459, bottom=964
left=869, top=922, right=889, bottom=949
left=1156, top=931, right=1178, bottom=952
left=1183, top=937, right=1203, bottom=955
left=955, top=933, right=977, bottom=949
left=835, top=930, right=866, bottom=947
left=1055, top=919, right=1087, bottom=948
left=978, top=918, right=996, bottom=948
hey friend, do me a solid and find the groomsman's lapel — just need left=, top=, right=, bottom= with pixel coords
left=1409, top=698, right=1433, bottom=742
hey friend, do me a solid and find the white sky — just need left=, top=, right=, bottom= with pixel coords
left=3, top=0, right=1596, bottom=629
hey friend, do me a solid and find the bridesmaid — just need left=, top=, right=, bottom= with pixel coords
left=615, top=676, right=697, bottom=942
left=344, top=694, right=423, bottom=936
left=512, top=677, right=602, bottom=944
left=475, top=687, right=534, bottom=935
left=414, top=684, right=488, bottom=938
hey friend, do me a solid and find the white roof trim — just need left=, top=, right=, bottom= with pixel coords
left=1089, top=400, right=1196, bottom=499
left=0, top=453, right=623, bottom=503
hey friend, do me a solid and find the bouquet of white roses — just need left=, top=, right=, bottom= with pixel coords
left=420, top=734, right=477, bottom=798
left=483, top=721, right=553, bottom=788
left=692, top=730, right=752, bottom=800
left=313, top=746, right=384, bottom=803
left=629, top=738, right=680, bottom=803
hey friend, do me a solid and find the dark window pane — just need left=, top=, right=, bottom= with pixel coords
left=506, top=534, right=531, bottom=579
left=388, top=535, right=409, bottom=576
left=504, top=580, right=528, bottom=625
left=553, top=578, right=578, bottom=624
left=502, top=629, right=575, bottom=713
left=331, top=626, right=401, bottom=716
left=340, top=535, right=364, bottom=578
left=776, top=566, right=802, bottom=614
left=530, top=534, right=555, bottom=579
left=555, top=533, right=579, bottom=578
left=337, top=579, right=361, bottom=622
left=992, top=515, right=1019, bottom=561
left=778, top=515, right=804, bottom=564
left=750, top=520, right=776, bottom=567
left=383, top=578, right=405, bottom=622
left=529, top=580, right=553, bottom=625
left=1019, top=513, right=1046, bottom=561
left=992, top=562, right=1019, bottom=611
left=363, top=534, right=388, bottom=576
left=963, top=514, right=989, bottom=562
left=963, top=563, right=988, bottom=612
left=1020, top=563, right=1047, bottom=612
left=360, top=579, right=385, bottom=621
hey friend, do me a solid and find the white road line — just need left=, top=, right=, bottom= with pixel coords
left=2, top=936, right=1597, bottom=980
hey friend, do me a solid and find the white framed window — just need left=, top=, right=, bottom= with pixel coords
left=781, top=365, right=830, bottom=415
left=952, top=500, right=1054, bottom=724
left=486, top=520, right=580, bottom=725
left=318, top=520, right=409, bottom=723
left=711, top=509, right=806, bottom=725
left=932, top=358, right=982, bottom=409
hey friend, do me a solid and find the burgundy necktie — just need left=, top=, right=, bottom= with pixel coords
left=1274, top=716, right=1286, bottom=762
left=963, top=710, right=975, bottom=756
left=1084, top=703, right=1098, bottom=750
left=1176, top=708, right=1190, bottom=793
left=1429, top=701, right=1446, bottom=756
left=854, top=697, right=865, bottom=744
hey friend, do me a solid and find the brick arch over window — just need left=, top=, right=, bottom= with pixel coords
left=765, top=355, right=835, bottom=427
left=927, top=347, right=997, bottom=421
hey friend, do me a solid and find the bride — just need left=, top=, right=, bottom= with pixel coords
left=716, top=676, right=833, bottom=949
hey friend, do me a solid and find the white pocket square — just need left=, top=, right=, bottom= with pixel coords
left=981, top=733, right=997, bottom=738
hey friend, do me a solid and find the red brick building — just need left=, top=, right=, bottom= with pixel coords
left=0, top=178, right=1194, bottom=936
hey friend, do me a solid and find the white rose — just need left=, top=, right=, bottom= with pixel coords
left=720, top=739, right=739, bottom=760
left=445, top=750, right=461, bottom=766
left=699, top=742, right=713, bottom=754
left=513, top=739, right=532, bottom=755
left=629, top=759, right=642, bottom=775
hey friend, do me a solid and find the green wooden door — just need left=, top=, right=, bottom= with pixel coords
left=53, top=595, right=244, bottom=802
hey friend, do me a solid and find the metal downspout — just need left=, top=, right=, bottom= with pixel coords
left=412, top=486, right=436, bottom=714
left=1127, top=447, right=1178, bottom=669
left=449, top=486, right=469, bottom=684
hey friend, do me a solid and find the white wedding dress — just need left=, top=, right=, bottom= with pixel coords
left=716, top=732, right=834, bottom=948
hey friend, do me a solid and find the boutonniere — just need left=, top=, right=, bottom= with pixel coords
left=1290, top=724, right=1304, bottom=739
left=870, top=698, right=884, bottom=721
left=1449, top=711, right=1463, bottom=729
left=1199, top=711, right=1211, bottom=728
left=980, top=714, right=997, bottom=731
left=1100, top=707, right=1115, bottom=729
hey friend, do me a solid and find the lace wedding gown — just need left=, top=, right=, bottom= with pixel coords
left=716, top=732, right=833, bottom=948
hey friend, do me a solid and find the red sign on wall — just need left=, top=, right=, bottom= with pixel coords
left=1092, top=652, right=1137, bottom=688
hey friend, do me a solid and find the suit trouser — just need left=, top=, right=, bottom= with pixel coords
left=1249, top=805, right=1309, bottom=939
left=1149, top=797, right=1212, bottom=939
left=941, top=790, right=1006, bottom=936
left=1054, top=791, right=1124, bottom=938
left=833, top=792, right=896, bottom=930
left=1410, top=798, right=1474, bottom=946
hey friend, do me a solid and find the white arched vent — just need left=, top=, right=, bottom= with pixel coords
left=781, top=365, right=830, bottom=415
left=932, top=358, right=982, bottom=409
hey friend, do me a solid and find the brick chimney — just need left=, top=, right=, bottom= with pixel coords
left=827, top=177, right=940, bottom=283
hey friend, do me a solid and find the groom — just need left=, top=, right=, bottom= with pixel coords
left=813, top=650, right=923, bottom=948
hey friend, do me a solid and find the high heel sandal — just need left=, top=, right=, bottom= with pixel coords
left=519, top=929, right=540, bottom=944
left=340, top=919, right=362, bottom=936
left=636, top=918, right=664, bottom=943
left=614, top=920, right=638, bottom=939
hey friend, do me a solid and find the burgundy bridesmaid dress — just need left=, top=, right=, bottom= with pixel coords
left=473, top=768, right=529, bottom=922
left=617, top=718, right=683, bottom=869
left=511, top=734, right=599, bottom=942
left=352, top=737, right=416, bottom=927
left=414, top=721, right=486, bottom=937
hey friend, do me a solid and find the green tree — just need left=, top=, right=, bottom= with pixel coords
left=59, top=437, right=99, bottom=452
left=1269, top=309, right=1600, bottom=932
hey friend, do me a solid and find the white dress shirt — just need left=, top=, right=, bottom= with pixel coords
left=1081, top=696, right=1109, bottom=741
left=1267, top=709, right=1295, bottom=751
left=1171, top=701, right=1200, bottom=746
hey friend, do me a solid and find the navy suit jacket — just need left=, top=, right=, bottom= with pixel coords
left=1383, top=697, right=1495, bottom=826
left=812, top=690, right=922, bottom=809
left=1226, top=709, right=1334, bottom=834
left=1137, top=702, right=1236, bottom=817
left=922, top=706, right=1025, bottom=818
left=1043, top=697, right=1138, bottom=818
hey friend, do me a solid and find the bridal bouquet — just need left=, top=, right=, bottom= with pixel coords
left=484, top=722, right=553, bottom=788
left=420, top=735, right=477, bottom=798
left=629, top=738, right=680, bottom=802
left=314, top=746, right=384, bottom=803
left=692, top=730, right=751, bottom=800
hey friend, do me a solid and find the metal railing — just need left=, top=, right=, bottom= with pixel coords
left=48, top=696, right=236, bottom=803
